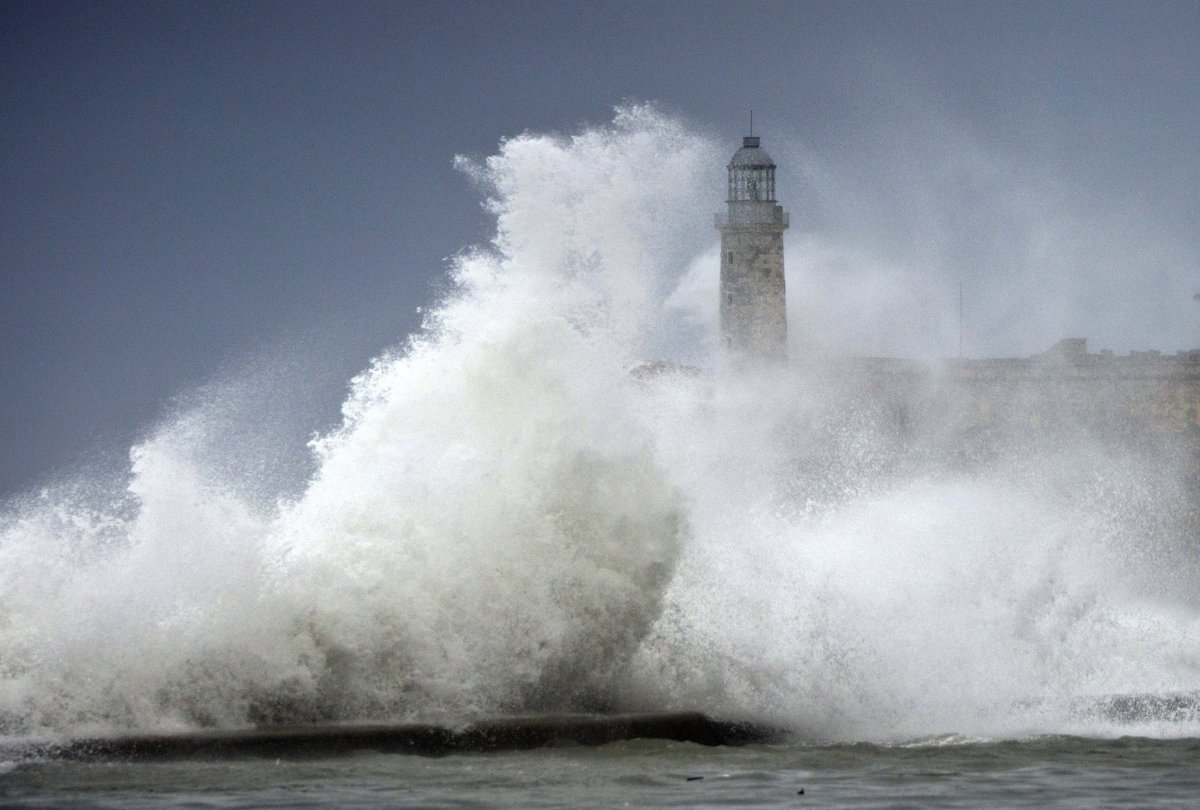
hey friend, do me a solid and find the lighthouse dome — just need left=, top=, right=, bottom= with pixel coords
left=729, top=136, right=775, bottom=168
left=726, top=135, right=777, bottom=202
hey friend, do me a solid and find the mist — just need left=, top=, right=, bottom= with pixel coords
left=1, top=107, right=1196, bottom=744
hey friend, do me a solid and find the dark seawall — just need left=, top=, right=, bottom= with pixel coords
left=4, top=712, right=783, bottom=762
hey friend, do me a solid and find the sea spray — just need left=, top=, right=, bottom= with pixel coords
left=1, top=106, right=1197, bottom=742
left=0, top=105, right=710, bottom=735
left=627, top=363, right=1200, bottom=740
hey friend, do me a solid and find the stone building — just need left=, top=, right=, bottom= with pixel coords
left=716, top=135, right=789, bottom=362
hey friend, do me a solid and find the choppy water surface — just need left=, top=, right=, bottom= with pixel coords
left=4, top=737, right=1200, bottom=808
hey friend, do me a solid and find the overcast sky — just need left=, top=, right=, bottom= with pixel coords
left=2, top=0, right=1198, bottom=497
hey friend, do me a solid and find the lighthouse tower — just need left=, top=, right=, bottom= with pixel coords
left=716, top=134, right=789, bottom=362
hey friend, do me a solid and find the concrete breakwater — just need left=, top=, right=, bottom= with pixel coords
left=2, top=713, right=783, bottom=762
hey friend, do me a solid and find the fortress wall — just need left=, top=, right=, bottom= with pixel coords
left=812, top=355, right=1200, bottom=486
left=944, top=358, right=1200, bottom=448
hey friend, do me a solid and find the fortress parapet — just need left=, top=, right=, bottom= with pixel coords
left=821, top=340, right=1200, bottom=485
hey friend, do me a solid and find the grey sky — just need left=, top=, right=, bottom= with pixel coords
left=2, top=0, right=1198, bottom=497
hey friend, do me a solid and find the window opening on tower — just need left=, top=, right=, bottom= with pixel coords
left=728, top=166, right=776, bottom=202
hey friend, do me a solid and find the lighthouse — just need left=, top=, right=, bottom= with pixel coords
left=716, top=134, right=789, bottom=362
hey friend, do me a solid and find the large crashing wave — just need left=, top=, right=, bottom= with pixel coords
left=0, top=106, right=707, bottom=735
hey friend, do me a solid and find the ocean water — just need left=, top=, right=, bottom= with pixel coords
left=1, top=105, right=1197, bottom=803
left=5, top=737, right=1200, bottom=808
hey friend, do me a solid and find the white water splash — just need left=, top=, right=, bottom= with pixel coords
left=1, top=105, right=1197, bottom=741
left=626, top=364, right=1200, bottom=740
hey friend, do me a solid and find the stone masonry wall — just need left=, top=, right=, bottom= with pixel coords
left=719, top=224, right=786, bottom=361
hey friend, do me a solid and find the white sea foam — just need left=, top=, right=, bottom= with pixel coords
left=0, top=105, right=1196, bottom=741
left=625, top=361, right=1200, bottom=740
